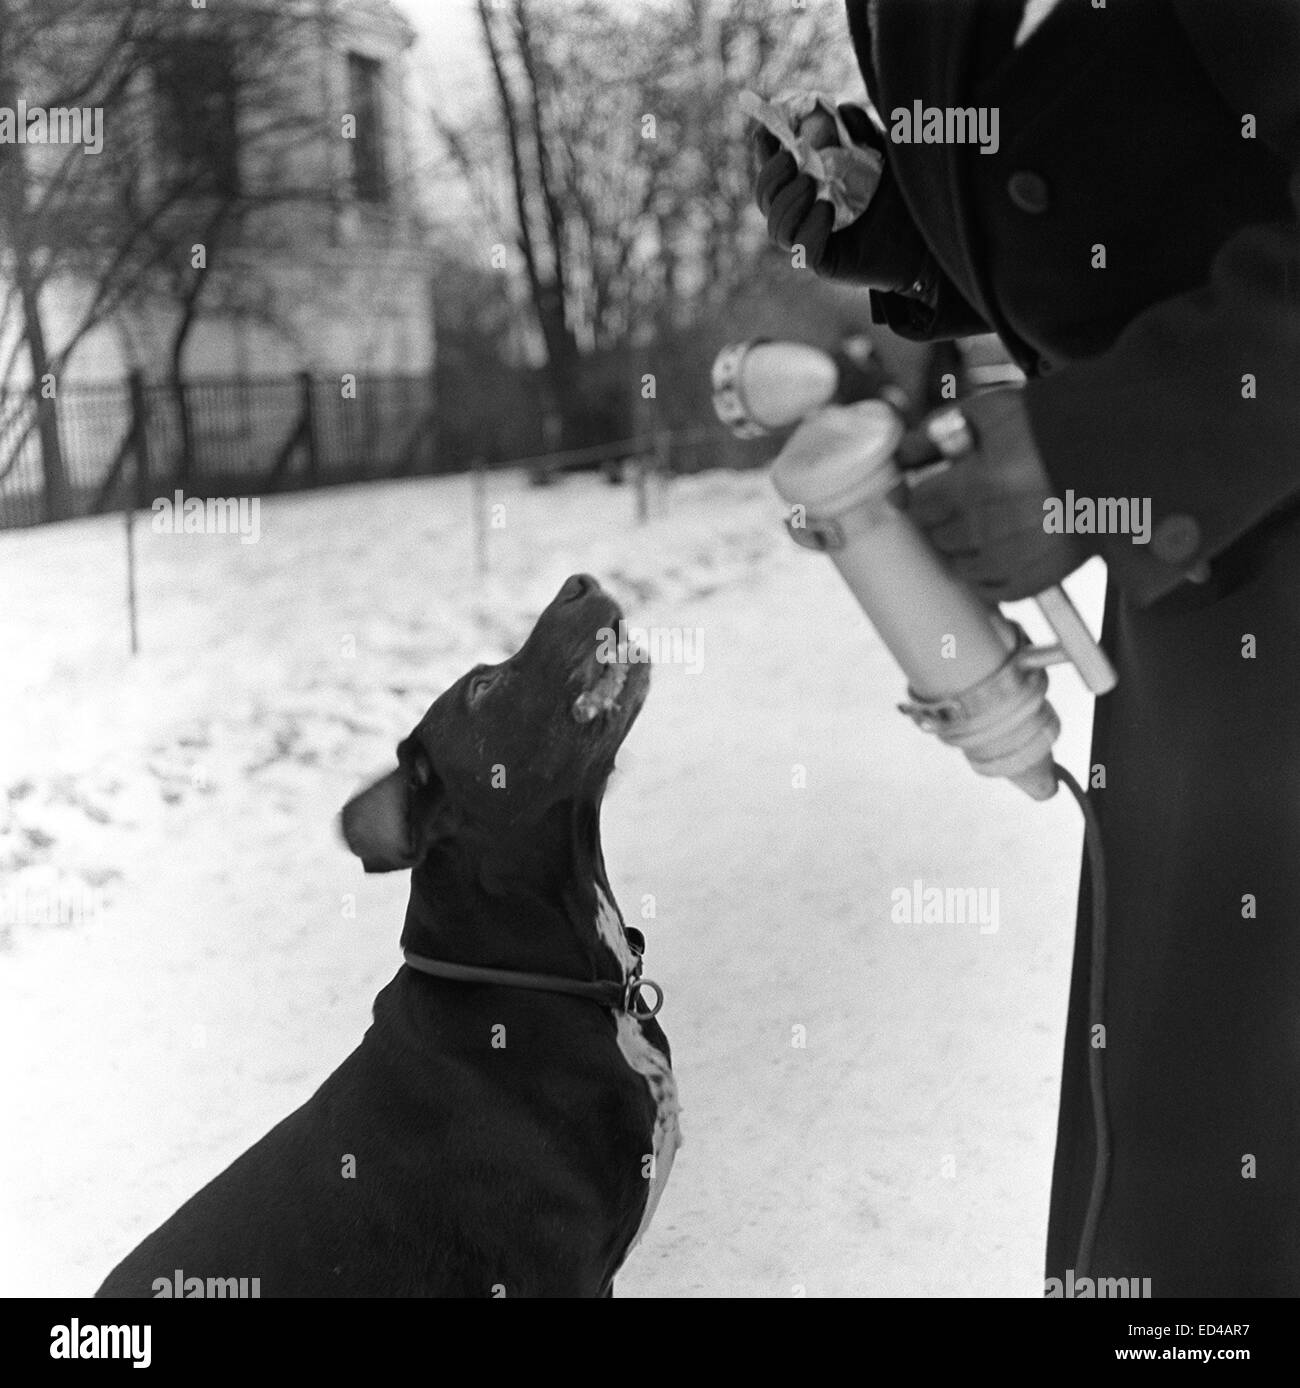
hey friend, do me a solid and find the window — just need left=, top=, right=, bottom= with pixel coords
left=347, top=53, right=388, bottom=204
left=152, top=37, right=240, bottom=199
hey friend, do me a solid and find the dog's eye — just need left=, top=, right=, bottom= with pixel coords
left=466, top=671, right=496, bottom=708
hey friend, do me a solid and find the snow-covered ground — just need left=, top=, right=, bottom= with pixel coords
left=0, top=466, right=1104, bottom=1297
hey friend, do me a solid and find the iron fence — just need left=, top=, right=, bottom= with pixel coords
left=0, top=370, right=756, bottom=532
left=0, top=371, right=441, bottom=530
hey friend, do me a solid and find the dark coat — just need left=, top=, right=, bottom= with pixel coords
left=845, top=0, right=1300, bottom=1294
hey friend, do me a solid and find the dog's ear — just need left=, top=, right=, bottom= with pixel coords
left=339, top=739, right=449, bottom=873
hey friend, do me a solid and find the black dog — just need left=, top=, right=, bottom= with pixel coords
left=97, top=574, right=678, bottom=1298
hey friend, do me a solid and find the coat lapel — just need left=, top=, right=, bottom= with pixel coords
left=869, top=0, right=996, bottom=328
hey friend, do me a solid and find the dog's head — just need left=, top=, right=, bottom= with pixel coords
left=340, top=574, right=649, bottom=873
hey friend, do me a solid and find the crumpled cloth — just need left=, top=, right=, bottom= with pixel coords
left=740, top=89, right=883, bottom=231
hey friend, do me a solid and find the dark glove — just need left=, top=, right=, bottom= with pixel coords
left=906, top=389, right=1093, bottom=601
left=753, top=104, right=930, bottom=293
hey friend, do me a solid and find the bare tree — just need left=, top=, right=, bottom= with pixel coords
left=434, top=0, right=853, bottom=446
left=123, top=6, right=342, bottom=481
left=0, top=0, right=154, bottom=515
left=0, top=0, right=335, bottom=508
left=468, top=0, right=587, bottom=447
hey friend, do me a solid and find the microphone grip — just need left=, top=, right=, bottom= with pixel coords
left=1035, top=585, right=1118, bottom=696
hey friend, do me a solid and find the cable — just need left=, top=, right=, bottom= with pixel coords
left=1052, top=761, right=1110, bottom=1280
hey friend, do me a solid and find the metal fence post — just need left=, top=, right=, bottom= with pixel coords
left=129, top=371, right=151, bottom=508
left=123, top=370, right=150, bottom=656
left=635, top=426, right=671, bottom=525
left=471, top=456, right=488, bottom=577
left=655, top=427, right=672, bottom=513
left=634, top=452, right=649, bottom=525
left=124, top=502, right=139, bottom=656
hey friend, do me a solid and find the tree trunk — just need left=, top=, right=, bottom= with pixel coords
left=533, top=279, right=585, bottom=448
left=0, top=31, right=70, bottom=522
left=16, top=244, right=70, bottom=522
left=170, top=308, right=200, bottom=485
left=477, top=0, right=586, bottom=451
left=171, top=377, right=194, bottom=485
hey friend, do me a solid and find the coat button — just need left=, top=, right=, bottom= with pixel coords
left=1151, top=513, right=1202, bottom=564
left=1008, top=170, right=1050, bottom=213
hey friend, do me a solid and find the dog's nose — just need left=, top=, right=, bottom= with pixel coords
left=559, top=573, right=600, bottom=603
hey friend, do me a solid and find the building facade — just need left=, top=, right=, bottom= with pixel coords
left=16, top=0, right=433, bottom=386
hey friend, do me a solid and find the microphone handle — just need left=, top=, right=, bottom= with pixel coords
left=891, top=419, right=1118, bottom=697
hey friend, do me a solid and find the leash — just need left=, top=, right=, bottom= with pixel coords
left=402, top=936, right=665, bottom=1022
left=1053, top=761, right=1110, bottom=1281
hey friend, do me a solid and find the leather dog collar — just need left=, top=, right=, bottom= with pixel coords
left=402, top=950, right=665, bottom=1021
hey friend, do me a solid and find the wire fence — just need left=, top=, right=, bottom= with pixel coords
left=0, top=372, right=744, bottom=531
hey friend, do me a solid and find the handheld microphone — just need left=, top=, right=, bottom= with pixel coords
left=712, top=339, right=1117, bottom=800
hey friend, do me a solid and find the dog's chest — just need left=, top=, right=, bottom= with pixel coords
left=594, top=889, right=680, bottom=1247
left=613, top=1013, right=680, bottom=1247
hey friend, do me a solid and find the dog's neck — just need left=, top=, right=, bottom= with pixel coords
left=400, top=794, right=634, bottom=984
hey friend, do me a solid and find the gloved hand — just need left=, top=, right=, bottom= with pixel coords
left=905, top=389, right=1092, bottom=601
left=753, top=104, right=928, bottom=292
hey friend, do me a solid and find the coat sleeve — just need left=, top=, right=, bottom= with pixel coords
left=868, top=258, right=992, bottom=342
left=1022, top=0, right=1300, bottom=606
left=842, top=0, right=992, bottom=340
